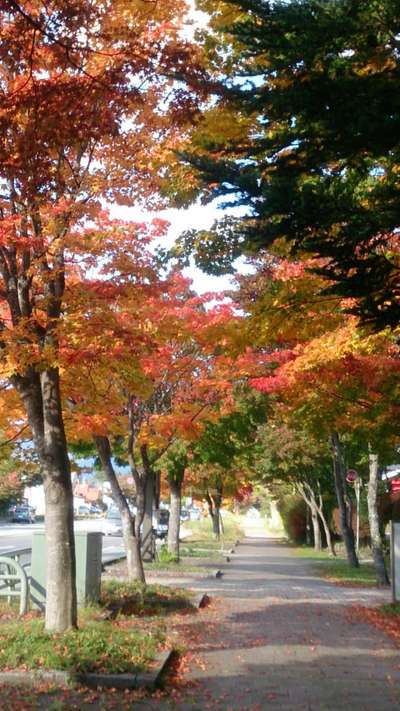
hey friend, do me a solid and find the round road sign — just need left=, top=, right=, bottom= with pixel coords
left=346, top=469, right=358, bottom=483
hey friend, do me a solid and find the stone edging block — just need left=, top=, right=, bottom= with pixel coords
left=0, top=649, right=175, bottom=691
left=192, top=592, right=210, bottom=609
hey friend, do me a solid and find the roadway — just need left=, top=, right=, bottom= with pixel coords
left=0, top=519, right=125, bottom=565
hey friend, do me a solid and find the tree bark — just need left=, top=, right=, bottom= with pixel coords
left=138, top=444, right=155, bottom=563
left=307, top=481, right=336, bottom=556
left=305, top=506, right=312, bottom=546
left=316, top=490, right=336, bottom=557
left=311, top=507, right=322, bottom=551
left=95, top=435, right=145, bottom=582
left=167, top=477, right=182, bottom=560
left=331, top=432, right=359, bottom=567
left=211, top=508, right=221, bottom=538
left=142, top=469, right=155, bottom=561
left=206, top=487, right=223, bottom=540
left=368, top=447, right=389, bottom=585
left=15, top=368, right=77, bottom=631
left=297, top=483, right=322, bottom=551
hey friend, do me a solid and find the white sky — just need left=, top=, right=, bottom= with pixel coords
left=109, top=201, right=251, bottom=295
left=110, top=3, right=251, bottom=296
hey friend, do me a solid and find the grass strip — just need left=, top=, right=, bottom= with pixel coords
left=293, top=546, right=383, bottom=586
left=0, top=581, right=197, bottom=675
left=0, top=617, right=161, bottom=674
left=101, top=580, right=194, bottom=616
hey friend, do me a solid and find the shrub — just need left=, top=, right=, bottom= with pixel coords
left=277, top=495, right=307, bottom=543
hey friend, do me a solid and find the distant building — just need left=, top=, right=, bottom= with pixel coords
left=24, top=484, right=45, bottom=516
left=73, top=481, right=102, bottom=503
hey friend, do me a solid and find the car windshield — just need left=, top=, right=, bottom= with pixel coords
left=107, top=509, right=121, bottom=520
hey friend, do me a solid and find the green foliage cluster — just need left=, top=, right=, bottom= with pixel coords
left=157, top=544, right=180, bottom=564
left=158, top=441, right=188, bottom=487
left=179, top=0, right=400, bottom=330
left=277, top=495, right=307, bottom=543
left=193, top=389, right=268, bottom=471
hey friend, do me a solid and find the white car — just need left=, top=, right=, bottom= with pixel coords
left=102, top=507, right=123, bottom=536
left=103, top=504, right=137, bottom=536
left=188, top=507, right=201, bottom=521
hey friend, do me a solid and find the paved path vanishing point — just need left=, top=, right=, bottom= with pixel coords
left=139, top=531, right=399, bottom=711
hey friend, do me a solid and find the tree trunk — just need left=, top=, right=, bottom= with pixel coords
left=305, top=506, right=312, bottom=546
left=15, top=368, right=77, bottom=631
left=297, top=483, right=322, bottom=551
left=141, top=469, right=155, bottom=561
left=368, top=448, right=389, bottom=585
left=318, top=505, right=336, bottom=556
left=211, top=509, right=221, bottom=538
left=95, top=435, right=145, bottom=582
left=314, top=482, right=335, bottom=556
left=331, top=432, right=359, bottom=567
left=167, top=478, right=182, bottom=560
left=154, top=471, right=160, bottom=511
left=311, top=508, right=322, bottom=551
left=43, top=463, right=77, bottom=632
left=206, top=487, right=222, bottom=540
left=139, top=445, right=156, bottom=563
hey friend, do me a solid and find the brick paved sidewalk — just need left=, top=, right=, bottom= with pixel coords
left=137, top=537, right=399, bottom=711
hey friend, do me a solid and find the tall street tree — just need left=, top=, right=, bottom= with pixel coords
left=0, top=0, right=204, bottom=631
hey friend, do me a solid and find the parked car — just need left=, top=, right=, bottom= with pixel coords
left=180, top=508, right=190, bottom=522
left=9, top=505, right=36, bottom=524
left=188, top=507, right=201, bottom=521
left=102, top=506, right=123, bottom=536
left=103, top=505, right=169, bottom=539
left=154, top=509, right=169, bottom=539
left=89, top=504, right=104, bottom=515
left=76, top=504, right=91, bottom=517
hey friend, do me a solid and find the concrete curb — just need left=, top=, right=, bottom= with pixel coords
left=101, top=553, right=127, bottom=571
left=0, top=650, right=175, bottom=691
left=0, top=670, right=72, bottom=688
left=77, top=650, right=175, bottom=690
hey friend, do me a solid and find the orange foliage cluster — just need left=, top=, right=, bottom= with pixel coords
left=239, top=254, right=400, bottom=438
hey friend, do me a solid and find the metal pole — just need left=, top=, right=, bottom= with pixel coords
left=355, top=479, right=360, bottom=553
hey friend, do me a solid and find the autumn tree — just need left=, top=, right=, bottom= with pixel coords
left=240, top=255, right=399, bottom=577
left=257, top=421, right=336, bottom=555
left=0, top=0, right=207, bottom=630
left=190, top=388, right=268, bottom=538
left=158, top=441, right=189, bottom=560
left=61, top=218, right=241, bottom=579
